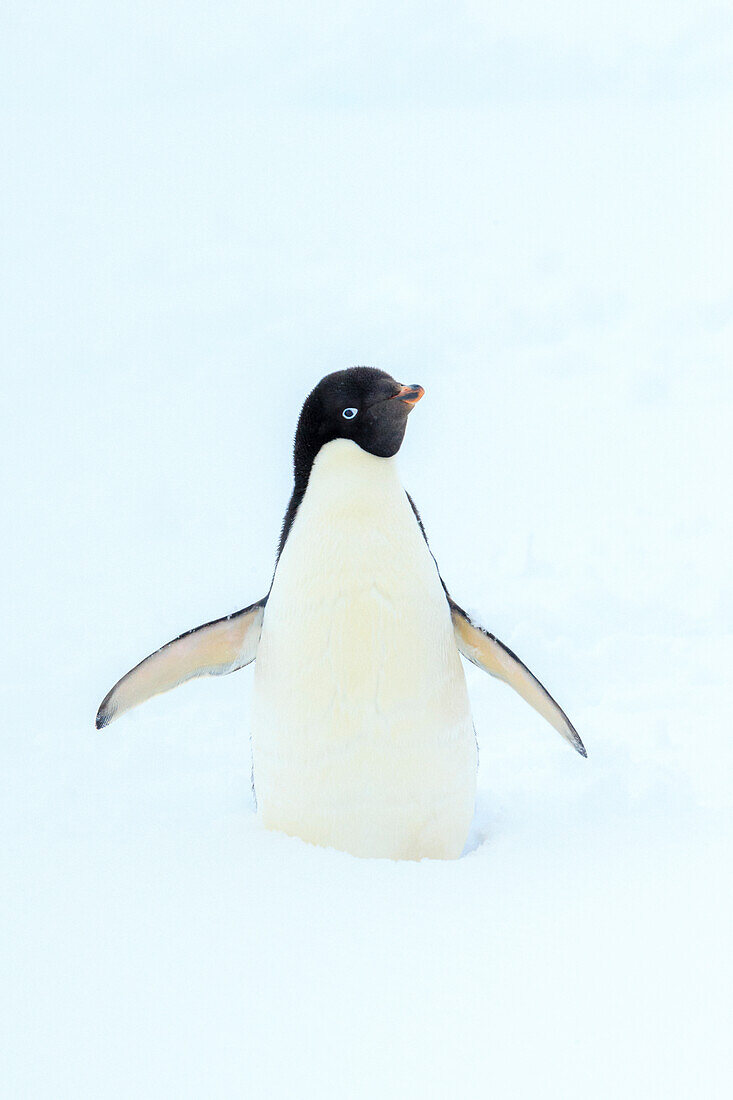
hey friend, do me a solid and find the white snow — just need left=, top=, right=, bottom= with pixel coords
left=2, top=2, right=732, bottom=1097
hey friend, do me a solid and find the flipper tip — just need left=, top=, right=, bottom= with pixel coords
left=95, top=704, right=112, bottom=730
left=571, top=731, right=588, bottom=758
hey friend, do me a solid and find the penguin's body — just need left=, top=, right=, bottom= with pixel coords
left=96, top=367, right=585, bottom=861
left=253, top=437, right=476, bottom=859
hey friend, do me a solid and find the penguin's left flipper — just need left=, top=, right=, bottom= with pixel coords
left=450, top=601, right=586, bottom=757
left=95, top=598, right=267, bottom=729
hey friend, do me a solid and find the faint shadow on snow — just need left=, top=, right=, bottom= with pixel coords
left=461, top=790, right=498, bottom=856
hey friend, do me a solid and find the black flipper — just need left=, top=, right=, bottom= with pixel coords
left=450, top=600, right=586, bottom=756
left=96, top=598, right=267, bottom=729
left=405, top=492, right=585, bottom=757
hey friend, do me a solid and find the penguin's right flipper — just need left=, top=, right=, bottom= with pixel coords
left=96, top=598, right=267, bottom=729
left=450, top=600, right=586, bottom=757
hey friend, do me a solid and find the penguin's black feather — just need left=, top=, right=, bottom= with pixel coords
left=275, top=366, right=414, bottom=567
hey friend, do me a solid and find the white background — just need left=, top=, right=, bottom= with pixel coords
left=2, top=3, right=732, bottom=1097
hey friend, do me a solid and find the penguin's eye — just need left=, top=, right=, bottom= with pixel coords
left=342, top=407, right=358, bottom=420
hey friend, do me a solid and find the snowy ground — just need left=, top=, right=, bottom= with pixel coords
left=3, top=3, right=733, bottom=1097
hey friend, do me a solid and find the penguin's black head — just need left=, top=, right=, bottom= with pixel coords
left=292, top=366, right=424, bottom=484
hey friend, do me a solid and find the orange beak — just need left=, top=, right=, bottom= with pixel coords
left=393, top=384, right=425, bottom=406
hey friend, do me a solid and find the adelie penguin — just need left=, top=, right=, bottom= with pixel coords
left=97, top=367, right=586, bottom=860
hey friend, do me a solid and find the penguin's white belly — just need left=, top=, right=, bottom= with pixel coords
left=251, top=439, right=477, bottom=860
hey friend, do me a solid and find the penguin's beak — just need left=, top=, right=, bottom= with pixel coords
left=393, top=384, right=425, bottom=406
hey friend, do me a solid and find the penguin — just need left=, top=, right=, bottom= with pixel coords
left=96, top=367, right=585, bottom=860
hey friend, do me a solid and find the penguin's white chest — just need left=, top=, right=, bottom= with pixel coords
left=252, top=439, right=477, bottom=860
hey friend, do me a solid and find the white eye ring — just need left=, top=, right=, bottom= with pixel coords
left=342, top=407, right=358, bottom=420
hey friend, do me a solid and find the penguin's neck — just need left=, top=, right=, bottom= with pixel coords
left=274, top=437, right=420, bottom=583
left=301, top=437, right=402, bottom=511
left=275, top=438, right=414, bottom=577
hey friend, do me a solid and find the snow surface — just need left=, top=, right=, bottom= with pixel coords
left=3, top=2, right=732, bottom=1097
